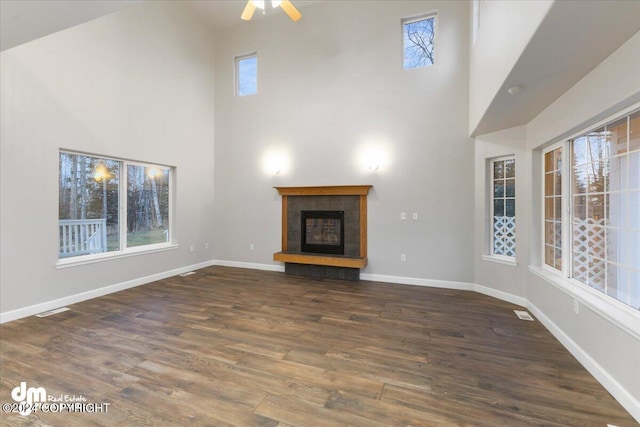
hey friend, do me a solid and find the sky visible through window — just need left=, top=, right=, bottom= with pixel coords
left=238, top=55, right=257, bottom=96
left=403, top=16, right=435, bottom=69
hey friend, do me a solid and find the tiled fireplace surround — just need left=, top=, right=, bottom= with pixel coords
left=273, top=186, right=372, bottom=280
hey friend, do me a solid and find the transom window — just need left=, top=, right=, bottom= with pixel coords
left=491, top=157, right=516, bottom=257
left=402, top=13, right=436, bottom=70
left=542, top=109, right=640, bottom=309
left=236, top=53, right=257, bottom=96
left=58, top=152, right=173, bottom=260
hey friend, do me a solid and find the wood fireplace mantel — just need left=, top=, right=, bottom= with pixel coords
left=274, top=185, right=372, bottom=197
left=273, top=185, right=372, bottom=269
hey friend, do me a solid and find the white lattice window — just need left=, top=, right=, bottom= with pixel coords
left=542, top=109, right=640, bottom=310
left=491, top=157, right=516, bottom=258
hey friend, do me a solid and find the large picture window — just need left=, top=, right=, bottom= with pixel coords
left=59, top=152, right=173, bottom=260
left=542, top=109, right=639, bottom=310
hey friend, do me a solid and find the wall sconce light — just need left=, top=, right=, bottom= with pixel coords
left=262, top=148, right=290, bottom=177
left=357, top=141, right=389, bottom=174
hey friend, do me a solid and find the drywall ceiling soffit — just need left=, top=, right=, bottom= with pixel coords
left=0, top=0, right=143, bottom=52
left=471, top=0, right=640, bottom=137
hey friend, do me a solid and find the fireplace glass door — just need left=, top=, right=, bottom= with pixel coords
left=301, top=211, right=345, bottom=255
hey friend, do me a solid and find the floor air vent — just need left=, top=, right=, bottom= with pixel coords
left=514, top=310, right=534, bottom=321
left=36, top=307, right=70, bottom=318
left=179, top=271, right=196, bottom=277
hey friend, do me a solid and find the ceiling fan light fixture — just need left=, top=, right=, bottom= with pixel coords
left=242, top=0, right=301, bottom=22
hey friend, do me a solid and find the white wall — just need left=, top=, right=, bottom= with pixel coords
left=473, top=30, right=640, bottom=420
left=469, top=0, right=552, bottom=134
left=473, top=125, right=530, bottom=301
left=213, top=0, right=474, bottom=283
left=0, top=1, right=216, bottom=317
left=524, top=31, right=640, bottom=419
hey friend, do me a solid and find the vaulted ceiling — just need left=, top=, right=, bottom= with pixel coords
left=2, top=0, right=639, bottom=135
left=0, top=0, right=318, bottom=52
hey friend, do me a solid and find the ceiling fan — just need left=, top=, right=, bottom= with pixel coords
left=241, top=0, right=302, bottom=22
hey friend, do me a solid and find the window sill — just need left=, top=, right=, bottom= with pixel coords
left=56, top=244, right=179, bottom=269
left=482, top=254, right=518, bottom=267
left=528, top=265, right=640, bottom=341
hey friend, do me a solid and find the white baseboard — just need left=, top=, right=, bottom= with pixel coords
left=361, top=273, right=527, bottom=307
left=212, top=259, right=284, bottom=272
left=0, top=260, right=215, bottom=324
left=474, top=283, right=527, bottom=307
left=528, top=302, right=640, bottom=422
left=360, top=272, right=474, bottom=290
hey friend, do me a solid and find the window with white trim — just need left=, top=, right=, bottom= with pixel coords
left=236, top=53, right=257, bottom=96
left=58, top=152, right=173, bottom=260
left=491, top=157, right=516, bottom=257
left=543, top=145, right=563, bottom=270
left=402, top=13, right=436, bottom=70
left=542, top=109, right=640, bottom=310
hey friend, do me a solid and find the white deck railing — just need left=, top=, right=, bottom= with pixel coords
left=59, top=219, right=107, bottom=258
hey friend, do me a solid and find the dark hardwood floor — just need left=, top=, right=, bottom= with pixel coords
left=1, top=266, right=636, bottom=426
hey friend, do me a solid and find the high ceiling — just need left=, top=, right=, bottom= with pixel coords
left=0, top=0, right=318, bottom=52
left=2, top=0, right=639, bottom=135
left=0, top=0, right=141, bottom=52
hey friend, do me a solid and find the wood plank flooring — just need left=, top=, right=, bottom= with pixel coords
left=0, top=266, right=636, bottom=426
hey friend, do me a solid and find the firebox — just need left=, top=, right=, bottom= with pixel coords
left=301, top=210, right=344, bottom=255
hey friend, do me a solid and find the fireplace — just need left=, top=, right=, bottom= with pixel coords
left=273, top=185, right=372, bottom=280
left=301, top=210, right=344, bottom=255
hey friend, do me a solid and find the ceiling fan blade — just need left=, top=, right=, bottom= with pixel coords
left=280, top=0, right=301, bottom=22
left=241, top=1, right=257, bottom=20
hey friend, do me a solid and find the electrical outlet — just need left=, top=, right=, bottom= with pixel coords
left=401, top=254, right=406, bottom=262
left=189, top=245, right=194, bottom=253
left=204, top=243, right=209, bottom=249
left=573, top=299, right=579, bottom=314
left=412, top=212, right=418, bottom=220
left=400, top=212, right=406, bottom=220
left=250, top=244, right=254, bottom=251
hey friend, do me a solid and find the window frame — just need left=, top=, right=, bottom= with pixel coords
left=541, top=142, right=569, bottom=275
left=486, top=155, right=517, bottom=264
left=538, top=105, right=640, bottom=311
left=57, top=151, right=176, bottom=268
left=235, top=52, right=258, bottom=97
left=401, top=12, right=438, bottom=70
